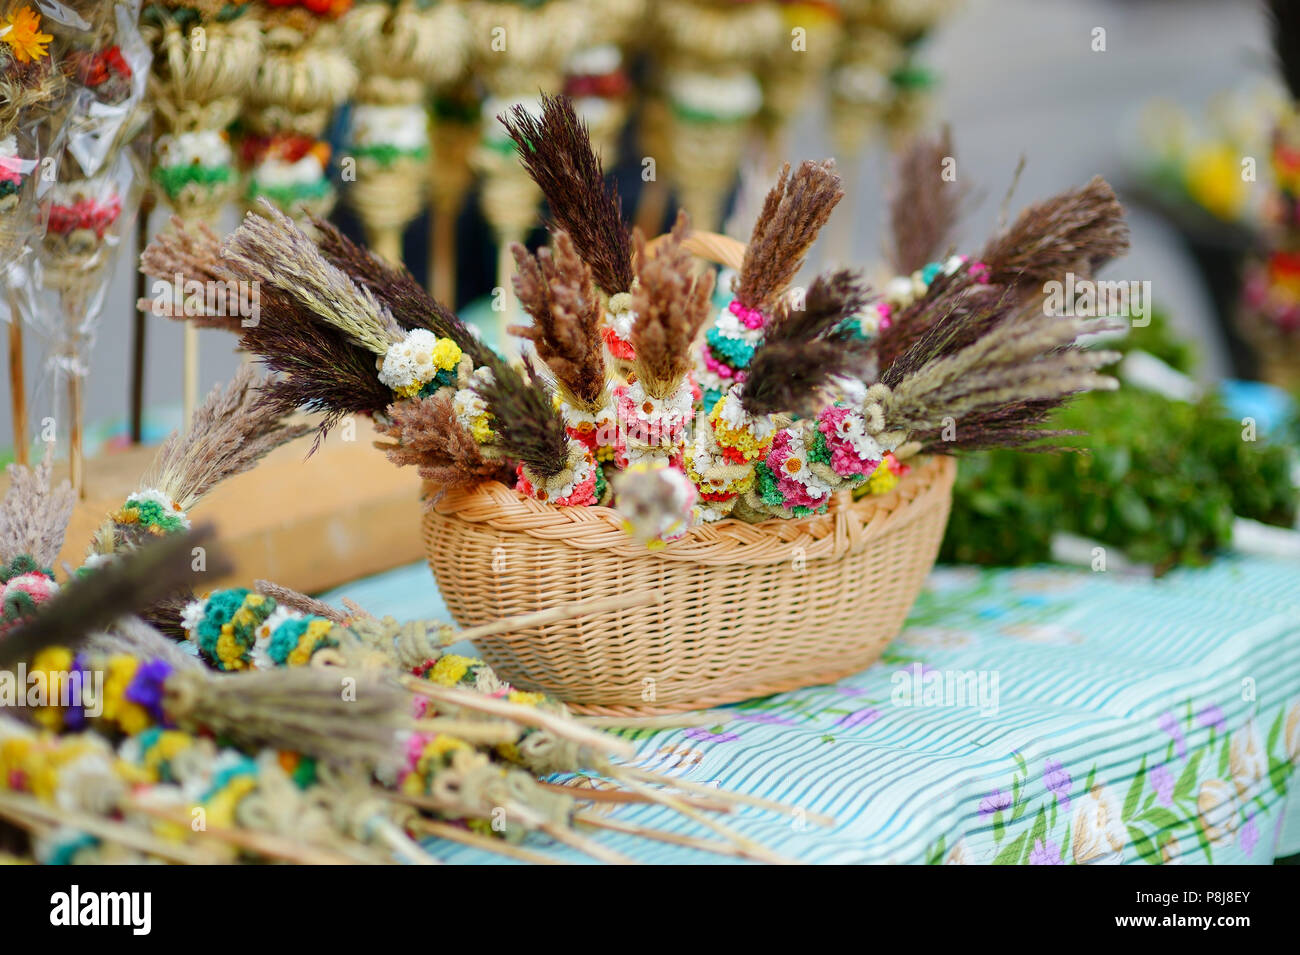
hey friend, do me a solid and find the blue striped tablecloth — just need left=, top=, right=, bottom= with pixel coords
left=321, top=557, right=1300, bottom=864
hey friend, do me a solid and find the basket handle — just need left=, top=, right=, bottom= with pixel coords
left=644, top=229, right=746, bottom=271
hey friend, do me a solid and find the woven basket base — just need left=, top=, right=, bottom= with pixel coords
left=425, top=455, right=955, bottom=716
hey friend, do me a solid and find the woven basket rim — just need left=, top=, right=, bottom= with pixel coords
left=425, top=454, right=953, bottom=565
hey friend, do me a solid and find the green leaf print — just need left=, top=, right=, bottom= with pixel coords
left=1268, top=709, right=1284, bottom=754
left=1127, top=825, right=1159, bottom=864
left=1218, top=733, right=1231, bottom=777
left=994, top=831, right=1027, bottom=865
left=1124, top=757, right=1147, bottom=822
left=1269, top=757, right=1291, bottom=800
left=1141, top=806, right=1181, bottom=832
left=926, top=835, right=946, bottom=866
left=1174, top=750, right=1202, bottom=804
left=1025, top=807, right=1049, bottom=864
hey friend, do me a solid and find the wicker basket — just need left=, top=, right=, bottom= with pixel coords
left=423, top=454, right=955, bottom=715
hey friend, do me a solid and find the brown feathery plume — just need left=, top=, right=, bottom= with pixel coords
left=876, top=270, right=1010, bottom=382
left=0, top=446, right=75, bottom=568
left=145, top=364, right=313, bottom=513
left=221, top=202, right=405, bottom=356
left=880, top=296, right=1121, bottom=452
left=740, top=269, right=874, bottom=418
left=137, top=218, right=244, bottom=332
left=238, top=282, right=395, bottom=445
left=473, top=356, right=571, bottom=480
left=507, top=231, right=606, bottom=409
left=0, top=526, right=231, bottom=668
left=628, top=211, right=715, bottom=400
left=137, top=590, right=193, bottom=643
left=254, top=580, right=349, bottom=624
left=374, top=395, right=513, bottom=492
left=310, top=216, right=492, bottom=368
left=500, top=92, right=634, bottom=295
left=978, top=175, right=1129, bottom=289
left=889, top=127, right=962, bottom=275
left=734, top=159, right=844, bottom=313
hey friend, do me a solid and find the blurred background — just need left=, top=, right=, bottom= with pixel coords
left=2, top=0, right=1287, bottom=453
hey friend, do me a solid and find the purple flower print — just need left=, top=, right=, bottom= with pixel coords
left=979, top=789, right=1012, bottom=818
left=835, top=707, right=880, bottom=729
left=1240, top=815, right=1259, bottom=857
left=735, top=712, right=797, bottom=727
left=1158, top=711, right=1187, bottom=760
left=1029, top=838, right=1064, bottom=865
left=1149, top=763, right=1175, bottom=807
left=683, top=728, right=738, bottom=743
left=1196, top=705, right=1227, bottom=733
left=836, top=708, right=881, bottom=730
left=1043, top=759, right=1072, bottom=810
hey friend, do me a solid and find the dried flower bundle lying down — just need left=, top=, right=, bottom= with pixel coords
left=0, top=461, right=823, bottom=865
left=143, top=93, right=1132, bottom=545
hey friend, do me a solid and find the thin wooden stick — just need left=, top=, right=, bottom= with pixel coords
left=370, top=815, right=443, bottom=865
left=615, top=765, right=836, bottom=828
left=402, top=681, right=636, bottom=760
left=455, top=588, right=665, bottom=642
left=575, top=811, right=751, bottom=860
left=496, top=237, right=520, bottom=360
left=129, top=193, right=153, bottom=444
left=67, top=373, right=84, bottom=499
left=633, top=178, right=669, bottom=238
left=611, top=771, right=799, bottom=865
left=7, top=315, right=27, bottom=466
left=538, top=780, right=733, bottom=813
left=430, top=204, right=459, bottom=305
left=531, top=816, right=638, bottom=865
left=183, top=322, right=199, bottom=432
left=389, top=790, right=635, bottom=865
left=411, top=817, right=567, bottom=865
left=371, top=226, right=403, bottom=266
left=411, top=718, right=522, bottom=744
left=0, top=791, right=225, bottom=865
left=579, top=712, right=722, bottom=730
left=129, top=801, right=363, bottom=865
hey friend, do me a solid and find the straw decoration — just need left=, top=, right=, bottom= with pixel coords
left=734, top=158, right=844, bottom=314
left=0, top=446, right=75, bottom=570
left=628, top=211, right=715, bottom=401
left=501, top=91, right=634, bottom=296
left=508, top=230, right=607, bottom=410
left=375, top=393, right=513, bottom=491
left=889, top=126, right=962, bottom=275
left=0, top=524, right=228, bottom=668
left=978, top=175, right=1130, bottom=290
left=740, top=268, right=874, bottom=419
left=143, top=363, right=313, bottom=513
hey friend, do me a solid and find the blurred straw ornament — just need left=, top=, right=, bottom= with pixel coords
left=1, top=3, right=61, bottom=468
left=759, top=0, right=844, bottom=164
left=464, top=0, right=586, bottom=352
left=561, top=0, right=642, bottom=165
left=27, top=1, right=151, bottom=498
left=340, top=0, right=466, bottom=264
left=240, top=2, right=356, bottom=220
left=649, top=0, right=781, bottom=233
left=140, top=2, right=263, bottom=427
left=427, top=83, right=480, bottom=304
